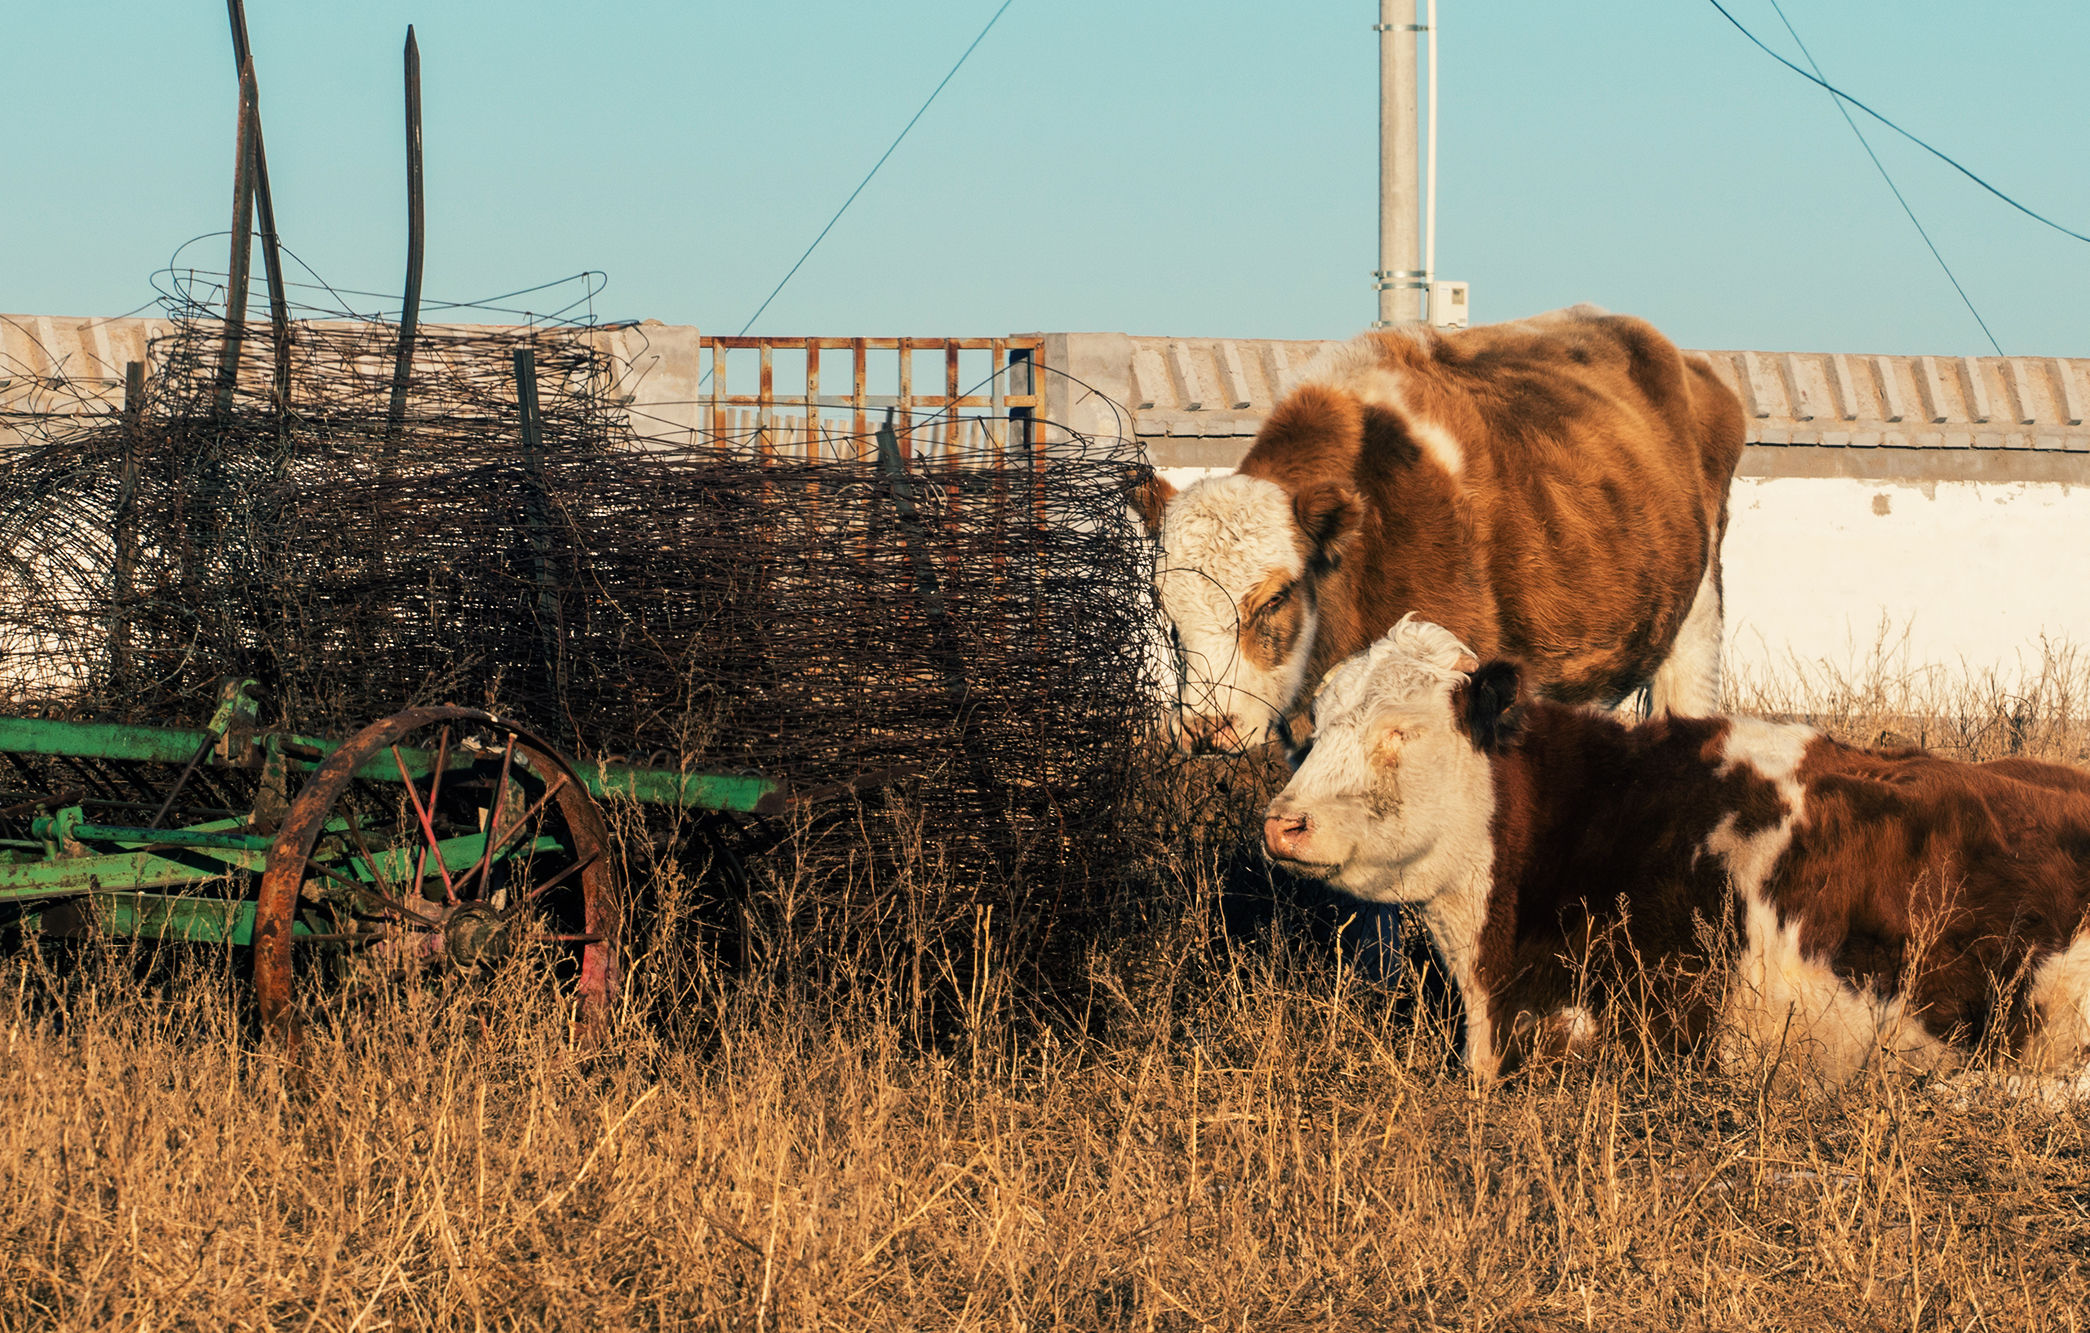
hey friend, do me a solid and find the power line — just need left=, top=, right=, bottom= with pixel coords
left=1705, top=0, right=2090, bottom=247
left=732, top=1, right=1017, bottom=337
left=1764, top=0, right=2003, bottom=356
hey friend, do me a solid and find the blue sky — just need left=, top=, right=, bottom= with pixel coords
left=4, top=2, right=2085, bottom=355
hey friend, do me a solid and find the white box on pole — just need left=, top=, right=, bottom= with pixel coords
left=1427, top=281, right=1469, bottom=329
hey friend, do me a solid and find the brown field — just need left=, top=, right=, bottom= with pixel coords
left=3, top=643, right=2088, bottom=1331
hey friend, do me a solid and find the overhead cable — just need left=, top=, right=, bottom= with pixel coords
left=733, top=0, right=1018, bottom=337
left=1705, top=0, right=2090, bottom=247
left=1765, top=0, right=2003, bottom=355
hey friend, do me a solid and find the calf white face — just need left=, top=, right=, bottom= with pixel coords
left=1152, top=474, right=1354, bottom=753
left=1263, top=617, right=1495, bottom=902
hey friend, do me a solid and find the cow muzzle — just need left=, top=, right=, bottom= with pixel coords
left=1262, top=810, right=1312, bottom=862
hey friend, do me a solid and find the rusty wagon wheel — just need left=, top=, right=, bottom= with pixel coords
left=252, top=706, right=619, bottom=1043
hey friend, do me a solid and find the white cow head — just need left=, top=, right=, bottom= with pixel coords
left=1136, top=471, right=1359, bottom=754
left=1262, top=616, right=1518, bottom=903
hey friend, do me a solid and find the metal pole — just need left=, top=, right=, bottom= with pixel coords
left=385, top=25, right=425, bottom=453
left=1424, top=0, right=1438, bottom=317
left=514, top=347, right=570, bottom=719
left=214, top=60, right=259, bottom=419
left=1375, top=0, right=1422, bottom=327
left=112, top=361, right=144, bottom=681
left=226, top=0, right=292, bottom=417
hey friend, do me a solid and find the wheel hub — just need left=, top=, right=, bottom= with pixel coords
left=441, top=900, right=524, bottom=967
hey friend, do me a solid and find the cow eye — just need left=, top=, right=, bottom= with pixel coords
left=1284, top=735, right=1314, bottom=771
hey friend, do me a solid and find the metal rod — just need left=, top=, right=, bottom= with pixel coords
left=1425, top=0, right=1438, bottom=314
left=449, top=773, right=572, bottom=901
left=225, top=0, right=292, bottom=418
left=146, top=732, right=217, bottom=831
left=464, top=737, right=517, bottom=904
left=385, top=25, right=425, bottom=453
left=111, top=362, right=144, bottom=677
left=46, top=822, right=275, bottom=853
left=390, top=743, right=457, bottom=899
left=1375, top=0, right=1422, bottom=327
left=514, top=347, right=569, bottom=711
left=214, top=60, right=259, bottom=418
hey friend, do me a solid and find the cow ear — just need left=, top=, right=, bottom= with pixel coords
left=1456, top=658, right=1527, bottom=752
left=1292, top=484, right=1360, bottom=572
left=1130, top=470, right=1176, bottom=538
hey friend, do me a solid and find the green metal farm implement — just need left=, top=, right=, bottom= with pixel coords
left=0, top=679, right=787, bottom=1035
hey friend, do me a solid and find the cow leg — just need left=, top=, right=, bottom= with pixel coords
left=1648, top=561, right=1723, bottom=717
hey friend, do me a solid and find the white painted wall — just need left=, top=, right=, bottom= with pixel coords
left=1722, top=476, right=2090, bottom=681
left=1154, top=463, right=2090, bottom=687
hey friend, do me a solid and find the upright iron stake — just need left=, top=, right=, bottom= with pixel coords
left=111, top=361, right=145, bottom=679
left=514, top=348, right=570, bottom=718
left=213, top=60, right=259, bottom=419
left=226, top=0, right=292, bottom=421
left=384, top=25, right=425, bottom=455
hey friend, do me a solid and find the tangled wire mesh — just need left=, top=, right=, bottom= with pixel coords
left=0, top=312, right=1174, bottom=1002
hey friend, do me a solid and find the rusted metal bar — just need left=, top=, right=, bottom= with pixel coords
left=944, top=343, right=961, bottom=468
left=897, top=340, right=915, bottom=464
left=214, top=60, right=259, bottom=419
left=709, top=345, right=728, bottom=456
left=803, top=346, right=819, bottom=458
left=852, top=339, right=868, bottom=459
left=225, top=0, right=292, bottom=421
left=756, top=345, right=774, bottom=462
left=383, top=25, right=425, bottom=454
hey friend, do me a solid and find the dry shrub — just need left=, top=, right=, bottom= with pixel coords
left=1728, top=620, right=2090, bottom=764
left=4, top=645, right=2090, bottom=1330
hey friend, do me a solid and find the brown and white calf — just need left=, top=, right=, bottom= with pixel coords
left=1262, top=617, right=2090, bottom=1089
left=1138, top=306, right=1745, bottom=753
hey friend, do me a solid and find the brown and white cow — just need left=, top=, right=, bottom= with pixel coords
left=1262, top=617, right=2090, bottom=1091
left=1138, top=306, right=1745, bottom=753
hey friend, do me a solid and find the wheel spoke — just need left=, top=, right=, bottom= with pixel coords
left=425, top=726, right=455, bottom=904
left=450, top=771, right=571, bottom=901
left=463, top=735, right=518, bottom=905
left=391, top=743, right=456, bottom=900
left=522, top=849, right=600, bottom=905
left=341, top=808, right=399, bottom=903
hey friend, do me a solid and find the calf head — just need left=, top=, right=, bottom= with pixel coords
left=1263, top=616, right=1523, bottom=903
left=1138, top=470, right=1359, bottom=753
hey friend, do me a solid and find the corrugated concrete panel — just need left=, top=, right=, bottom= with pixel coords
left=1695, top=350, right=2090, bottom=451
left=12, top=316, right=2088, bottom=467
left=1105, top=334, right=2090, bottom=453
left=1113, top=336, right=1342, bottom=439
left=1, top=313, right=174, bottom=420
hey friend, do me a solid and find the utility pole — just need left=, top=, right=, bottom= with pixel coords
left=1375, top=0, right=1423, bottom=327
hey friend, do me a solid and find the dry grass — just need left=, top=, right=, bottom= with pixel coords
left=3, top=645, right=2089, bottom=1331
left=1729, top=626, right=2090, bottom=766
